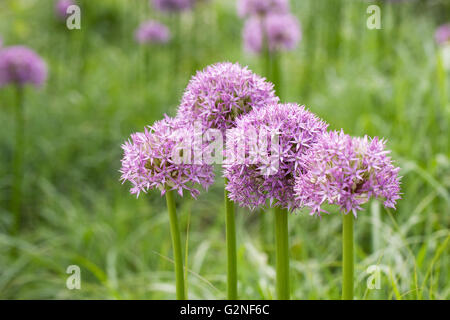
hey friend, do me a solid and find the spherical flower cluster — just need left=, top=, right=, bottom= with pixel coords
left=294, top=130, right=401, bottom=217
left=237, top=0, right=289, bottom=18
left=151, top=0, right=193, bottom=12
left=224, top=103, right=328, bottom=210
left=435, top=23, right=450, bottom=45
left=176, top=62, right=279, bottom=133
left=120, top=116, right=214, bottom=198
left=243, top=13, right=301, bottom=54
left=135, top=20, right=171, bottom=45
left=0, top=46, right=47, bottom=88
left=55, top=0, right=76, bottom=19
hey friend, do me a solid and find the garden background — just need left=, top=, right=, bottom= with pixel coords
left=0, top=0, right=448, bottom=299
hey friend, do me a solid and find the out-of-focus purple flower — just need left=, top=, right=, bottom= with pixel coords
left=435, top=23, right=450, bottom=45
left=151, top=0, right=194, bottom=12
left=120, top=116, right=214, bottom=198
left=135, top=20, right=171, bottom=45
left=243, top=13, right=301, bottom=54
left=224, top=103, right=328, bottom=211
left=243, top=18, right=264, bottom=53
left=176, top=62, right=279, bottom=134
left=237, top=0, right=289, bottom=18
left=55, top=0, right=76, bottom=19
left=294, top=130, right=401, bottom=217
left=0, top=46, right=47, bottom=88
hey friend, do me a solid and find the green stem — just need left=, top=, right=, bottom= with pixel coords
left=261, top=17, right=271, bottom=82
left=224, top=178, right=237, bottom=299
left=145, top=47, right=152, bottom=84
left=270, top=52, right=282, bottom=99
left=11, top=86, right=24, bottom=235
left=371, top=201, right=380, bottom=252
left=274, top=207, right=289, bottom=300
left=191, top=3, right=200, bottom=74
left=172, top=13, right=181, bottom=76
left=165, top=188, right=186, bottom=300
left=259, top=208, right=267, bottom=251
left=264, top=46, right=271, bottom=83
left=342, top=212, right=354, bottom=300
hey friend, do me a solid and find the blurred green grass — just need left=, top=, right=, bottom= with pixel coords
left=0, top=0, right=448, bottom=299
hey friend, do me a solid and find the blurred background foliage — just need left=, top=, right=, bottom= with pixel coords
left=0, top=0, right=449, bottom=299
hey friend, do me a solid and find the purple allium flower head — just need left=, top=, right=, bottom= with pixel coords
left=151, top=0, right=194, bottom=12
left=237, top=0, right=289, bottom=18
left=435, top=23, right=450, bottom=45
left=223, top=103, right=328, bottom=211
left=176, top=62, right=279, bottom=134
left=120, top=116, right=214, bottom=198
left=55, top=0, right=76, bottom=19
left=0, top=46, right=47, bottom=88
left=294, top=130, right=401, bottom=217
left=135, top=20, right=171, bottom=45
left=243, top=13, right=301, bottom=54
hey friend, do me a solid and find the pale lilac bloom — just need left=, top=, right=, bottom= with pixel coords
left=151, top=0, right=194, bottom=12
left=435, top=23, right=450, bottom=45
left=243, top=13, right=301, bottom=54
left=0, top=46, right=47, bottom=88
left=237, top=0, right=289, bottom=18
left=135, top=20, right=171, bottom=44
left=55, top=0, right=75, bottom=19
left=176, top=62, right=279, bottom=134
left=295, top=130, right=401, bottom=217
left=224, top=103, right=328, bottom=211
left=120, top=116, right=214, bottom=198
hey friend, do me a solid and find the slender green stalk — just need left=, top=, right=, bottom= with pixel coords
left=224, top=178, right=237, bottom=299
left=270, top=52, right=282, bottom=99
left=370, top=201, right=381, bottom=299
left=263, top=46, right=271, bottom=83
left=144, top=48, right=149, bottom=84
left=172, top=13, right=181, bottom=77
left=165, top=188, right=186, bottom=300
left=274, top=207, right=289, bottom=300
left=11, top=86, right=25, bottom=235
left=191, top=2, right=200, bottom=74
left=371, top=201, right=380, bottom=252
left=342, top=212, right=354, bottom=300
left=259, top=208, right=269, bottom=252
left=262, top=18, right=271, bottom=84
left=184, top=209, right=191, bottom=300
